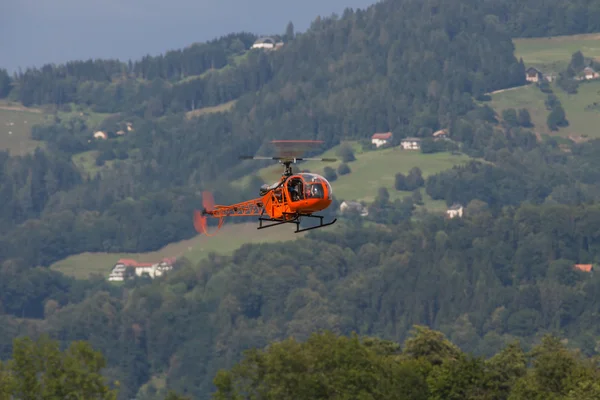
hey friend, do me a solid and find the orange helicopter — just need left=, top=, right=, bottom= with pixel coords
left=193, top=140, right=338, bottom=236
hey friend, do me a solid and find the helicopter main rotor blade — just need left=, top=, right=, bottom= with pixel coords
left=295, top=157, right=337, bottom=162
left=239, top=156, right=337, bottom=162
left=239, top=156, right=283, bottom=160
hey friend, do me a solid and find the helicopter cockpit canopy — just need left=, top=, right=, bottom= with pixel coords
left=286, top=173, right=332, bottom=201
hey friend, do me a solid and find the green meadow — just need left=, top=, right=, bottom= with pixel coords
left=0, top=101, right=46, bottom=155
left=236, top=142, right=470, bottom=206
left=51, top=222, right=308, bottom=279
left=514, top=33, right=600, bottom=74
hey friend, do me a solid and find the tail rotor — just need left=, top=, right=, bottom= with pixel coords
left=193, top=191, right=224, bottom=236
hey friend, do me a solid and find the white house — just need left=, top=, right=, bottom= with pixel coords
left=446, top=203, right=464, bottom=219
left=339, top=200, right=369, bottom=217
left=251, top=37, right=283, bottom=50
left=583, top=67, right=599, bottom=80
left=93, top=131, right=107, bottom=140
left=400, top=137, right=421, bottom=150
left=108, top=258, right=175, bottom=282
left=371, top=132, right=393, bottom=148
left=525, top=67, right=542, bottom=83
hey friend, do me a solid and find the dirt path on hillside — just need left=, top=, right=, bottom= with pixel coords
left=487, top=85, right=526, bottom=95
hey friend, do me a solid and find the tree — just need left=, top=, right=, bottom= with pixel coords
left=212, top=331, right=428, bottom=400
left=509, top=335, right=590, bottom=399
left=547, top=105, right=568, bottom=130
left=323, top=166, right=337, bottom=181
left=403, top=325, right=461, bottom=366
left=517, top=108, right=532, bottom=127
left=337, top=162, right=351, bottom=175
left=406, top=167, right=425, bottom=189
left=569, top=50, right=585, bottom=72
left=285, top=21, right=295, bottom=42
left=0, top=69, right=10, bottom=98
left=1, top=335, right=117, bottom=399
left=502, top=108, right=519, bottom=127
left=375, top=187, right=390, bottom=206
left=395, top=172, right=408, bottom=190
left=411, top=189, right=424, bottom=205
left=165, top=390, right=192, bottom=400
left=336, top=143, right=356, bottom=162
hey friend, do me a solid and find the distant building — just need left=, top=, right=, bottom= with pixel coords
left=371, top=132, right=393, bottom=148
left=339, top=200, right=369, bottom=217
left=433, top=129, right=449, bottom=140
left=446, top=203, right=464, bottom=219
left=108, top=257, right=175, bottom=282
left=574, top=263, right=593, bottom=272
left=93, top=131, right=107, bottom=140
left=583, top=67, right=599, bottom=80
left=251, top=37, right=283, bottom=50
left=526, top=67, right=542, bottom=83
left=400, top=137, right=421, bottom=150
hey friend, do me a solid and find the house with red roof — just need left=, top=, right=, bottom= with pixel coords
left=371, top=132, right=393, bottom=148
left=574, top=263, right=593, bottom=273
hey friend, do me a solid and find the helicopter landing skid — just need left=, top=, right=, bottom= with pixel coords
left=257, top=213, right=337, bottom=233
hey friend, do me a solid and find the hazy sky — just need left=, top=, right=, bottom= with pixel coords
left=2, top=0, right=378, bottom=73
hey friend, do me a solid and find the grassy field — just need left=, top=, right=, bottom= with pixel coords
left=514, top=33, right=600, bottom=74
left=55, top=104, right=111, bottom=130
left=50, top=222, right=308, bottom=279
left=0, top=101, right=46, bottom=155
left=235, top=142, right=471, bottom=207
left=489, top=78, right=600, bottom=139
left=0, top=100, right=113, bottom=157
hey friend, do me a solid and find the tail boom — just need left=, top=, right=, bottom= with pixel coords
left=194, top=198, right=264, bottom=236
left=201, top=198, right=264, bottom=218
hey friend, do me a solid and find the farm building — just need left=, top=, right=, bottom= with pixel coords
left=371, top=132, right=393, bottom=148
left=446, top=203, right=464, bottom=219
left=108, top=257, right=176, bottom=281
left=433, top=129, right=449, bottom=140
left=400, top=137, right=421, bottom=150
left=251, top=37, right=283, bottom=50
left=525, top=67, right=542, bottom=83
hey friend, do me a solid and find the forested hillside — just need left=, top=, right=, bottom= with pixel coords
left=3, top=0, right=600, bottom=398
left=212, top=328, right=600, bottom=399
left=4, top=194, right=600, bottom=398
left=0, top=0, right=533, bottom=268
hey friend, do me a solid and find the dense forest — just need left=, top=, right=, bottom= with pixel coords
left=3, top=0, right=600, bottom=398
left=4, top=198, right=600, bottom=398
left=3, top=326, right=598, bottom=399
left=213, top=327, right=600, bottom=399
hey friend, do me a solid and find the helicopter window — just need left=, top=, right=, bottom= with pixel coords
left=305, top=183, right=325, bottom=199
left=299, top=173, right=330, bottom=199
left=288, top=178, right=304, bottom=201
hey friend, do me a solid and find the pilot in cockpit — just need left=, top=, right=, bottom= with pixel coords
left=289, top=180, right=303, bottom=201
